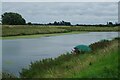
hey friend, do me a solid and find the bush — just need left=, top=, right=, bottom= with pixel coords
left=89, top=39, right=110, bottom=51
left=2, top=72, right=16, bottom=78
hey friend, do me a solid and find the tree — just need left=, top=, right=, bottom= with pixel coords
left=52, top=21, right=71, bottom=26
left=107, top=22, right=113, bottom=26
left=108, top=22, right=113, bottom=25
left=54, top=21, right=58, bottom=25
left=27, top=22, right=32, bottom=25
left=2, top=12, right=26, bottom=25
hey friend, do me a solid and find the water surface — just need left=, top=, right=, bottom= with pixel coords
left=2, top=32, right=118, bottom=76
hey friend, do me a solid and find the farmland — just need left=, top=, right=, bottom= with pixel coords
left=2, top=25, right=119, bottom=38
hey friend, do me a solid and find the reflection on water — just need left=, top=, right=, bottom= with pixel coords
left=2, top=32, right=118, bottom=76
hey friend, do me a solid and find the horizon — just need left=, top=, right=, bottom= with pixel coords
left=2, top=2, right=118, bottom=25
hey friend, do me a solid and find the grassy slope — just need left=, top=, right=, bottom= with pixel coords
left=72, top=48, right=118, bottom=78
left=19, top=39, right=119, bottom=78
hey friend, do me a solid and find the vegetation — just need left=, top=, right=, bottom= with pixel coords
left=2, top=12, right=26, bottom=25
left=17, top=38, right=119, bottom=78
left=2, top=11, right=119, bottom=79
left=1, top=12, right=120, bottom=26
left=89, top=39, right=110, bottom=51
left=47, top=21, right=71, bottom=26
left=2, top=31, right=83, bottom=40
left=2, top=25, right=119, bottom=37
left=2, top=38, right=119, bottom=78
left=2, top=72, right=16, bottom=78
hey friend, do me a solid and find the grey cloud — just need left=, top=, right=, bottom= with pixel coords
left=2, top=2, right=118, bottom=24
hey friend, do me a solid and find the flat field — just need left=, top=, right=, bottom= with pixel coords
left=2, top=25, right=119, bottom=38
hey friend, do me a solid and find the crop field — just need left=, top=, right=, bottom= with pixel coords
left=2, top=25, right=119, bottom=37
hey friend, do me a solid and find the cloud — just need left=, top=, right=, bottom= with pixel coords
left=2, top=0, right=120, bottom=2
left=2, top=2, right=118, bottom=24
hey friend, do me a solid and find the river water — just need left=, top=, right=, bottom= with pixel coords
left=2, top=32, right=118, bottom=76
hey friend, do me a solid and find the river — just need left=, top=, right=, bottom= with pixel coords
left=2, top=32, right=118, bottom=76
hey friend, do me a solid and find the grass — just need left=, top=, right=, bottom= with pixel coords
left=2, top=31, right=86, bottom=39
left=0, top=73, right=1, bottom=79
left=17, top=38, right=119, bottom=78
left=2, top=72, right=16, bottom=78
left=72, top=48, right=118, bottom=78
left=2, top=25, right=119, bottom=38
left=2, top=38, right=119, bottom=78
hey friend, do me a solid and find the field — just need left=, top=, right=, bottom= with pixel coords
left=3, top=38, right=119, bottom=78
left=2, top=25, right=119, bottom=37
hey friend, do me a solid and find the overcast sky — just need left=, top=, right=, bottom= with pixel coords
left=2, top=0, right=120, bottom=2
left=2, top=2, right=118, bottom=24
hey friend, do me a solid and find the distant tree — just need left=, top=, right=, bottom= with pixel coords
left=65, top=22, right=71, bottom=26
left=47, top=22, right=54, bottom=25
left=47, top=21, right=71, bottom=26
left=27, top=22, right=32, bottom=25
left=107, top=22, right=113, bottom=26
left=54, top=21, right=58, bottom=25
left=2, top=12, right=26, bottom=25
left=61, top=21, right=65, bottom=25
left=108, top=22, right=113, bottom=25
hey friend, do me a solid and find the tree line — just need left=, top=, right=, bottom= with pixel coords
left=1, top=12, right=120, bottom=26
left=2, top=12, right=26, bottom=25
left=27, top=21, right=71, bottom=26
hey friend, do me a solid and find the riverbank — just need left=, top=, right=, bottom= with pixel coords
left=2, top=25, right=119, bottom=39
left=2, top=31, right=86, bottom=39
left=3, top=37, right=118, bottom=78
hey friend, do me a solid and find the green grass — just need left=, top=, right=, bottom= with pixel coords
left=2, top=31, right=86, bottom=39
left=2, top=25, right=119, bottom=38
left=2, top=72, right=16, bottom=78
left=72, top=48, right=118, bottom=78
left=18, top=38, right=119, bottom=78
left=2, top=25, right=68, bottom=37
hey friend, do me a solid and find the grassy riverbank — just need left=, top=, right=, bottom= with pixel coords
left=2, top=31, right=86, bottom=39
left=2, top=25, right=119, bottom=38
left=16, top=38, right=118, bottom=78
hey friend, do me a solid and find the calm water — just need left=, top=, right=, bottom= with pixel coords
left=2, top=32, right=118, bottom=76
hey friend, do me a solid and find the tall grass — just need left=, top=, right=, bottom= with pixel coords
left=72, top=46, right=118, bottom=78
left=2, top=25, right=119, bottom=37
left=2, top=72, right=16, bottom=78
left=18, top=38, right=119, bottom=78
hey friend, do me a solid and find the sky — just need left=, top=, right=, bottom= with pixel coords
left=1, top=0, right=120, bottom=2
left=2, top=2, right=118, bottom=25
